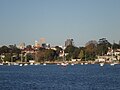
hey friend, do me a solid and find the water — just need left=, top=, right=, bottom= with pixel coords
left=0, top=64, right=120, bottom=90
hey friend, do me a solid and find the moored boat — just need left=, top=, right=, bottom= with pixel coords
left=100, top=63, right=104, bottom=67
left=61, top=62, right=68, bottom=66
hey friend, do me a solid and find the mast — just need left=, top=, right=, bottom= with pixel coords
left=111, top=40, right=114, bottom=62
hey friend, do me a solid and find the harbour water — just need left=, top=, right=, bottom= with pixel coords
left=0, top=64, right=120, bottom=90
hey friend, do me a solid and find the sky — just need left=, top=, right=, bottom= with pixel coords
left=0, top=0, right=120, bottom=46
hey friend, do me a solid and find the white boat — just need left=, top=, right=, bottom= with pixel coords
left=110, top=63, right=115, bottom=66
left=43, top=63, right=46, bottom=66
left=0, top=63, right=3, bottom=65
left=57, top=63, right=60, bottom=65
left=24, top=63, right=28, bottom=66
left=19, top=64, right=23, bottom=66
left=81, top=63, right=84, bottom=65
left=85, top=62, right=88, bottom=65
left=100, top=63, right=104, bottom=67
left=30, top=63, right=34, bottom=65
left=61, top=62, right=68, bottom=66
left=8, top=63, right=11, bottom=66
left=71, top=63, right=74, bottom=66
left=34, top=63, right=39, bottom=65
left=13, top=63, right=19, bottom=65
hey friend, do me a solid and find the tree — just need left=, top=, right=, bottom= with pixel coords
left=113, top=43, right=120, bottom=50
left=26, top=53, right=34, bottom=61
left=4, top=53, right=11, bottom=62
left=0, top=46, right=9, bottom=54
left=55, top=46, right=63, bottom=58
left=26, top=45, right=32, bottom=50
left=96, top=38, right=111, bottom=56
left=45, top=49, right=56, bottom=61
left=37, top=50, right=46, bottom=62
left=97, top=43, right=111, bottom=56
left=85, top=43, right=97, bottom=60
left=64, top=45, right=75, bottom=53
left=78, top=50, right=84, bottom=60
left=72, top=47, right=80, bottom=59
left=64, top=45, right=79, bottom=60
left=9, top=45, right=21, bottom=54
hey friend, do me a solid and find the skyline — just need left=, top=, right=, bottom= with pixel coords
left=0, top=0, right=120, bottom=46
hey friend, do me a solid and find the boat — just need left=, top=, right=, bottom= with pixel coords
left=110, top=42, right=117, bottom=66
left=60, top=49, right=68, bottom=67
left=57, top=63, right=60, bottom=65
left=8, top=63, right=11, bottom=66
left=71, top=63, right=74, bottom=66
left=43, top=63, right=46, bottom=66
left=110, top=63, right=115, bottom=66
left=30, top=63, right=34, bottom=65
left=81, top=63, right=84, bottom=65
left=13, top=63, right=19, bottom=65
left=0, top=63, right=3, bottom=65
left=19, top=64, right=23, bottom=66
left=34, top=63, right=39, bottom=65
left=24, top=63, right=28, bottom=66
left=61, top=62, right=68, bottom=66
left=84, top=62, right=88, bottom=65
left=100, top=63, right=104, bottom=67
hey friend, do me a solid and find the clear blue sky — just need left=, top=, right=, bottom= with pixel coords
left=0, top=0, right=120, bottom=46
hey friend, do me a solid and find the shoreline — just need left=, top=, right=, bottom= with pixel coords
left=1, top=60, right=120, bottom=65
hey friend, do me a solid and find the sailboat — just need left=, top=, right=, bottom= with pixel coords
left=84, top=51, right=88, bottom=65
left=110, top=43, right=116, bottom=66
left=61, top=50, right=68, bottom=66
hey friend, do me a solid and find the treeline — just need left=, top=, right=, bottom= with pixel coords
left=0, top=38, right=120, bottom=62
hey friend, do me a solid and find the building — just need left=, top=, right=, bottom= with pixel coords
left=34, top=40, right=40, bottom=48
left=42, top=43, right=50, bottom=49
left=18, top=43, right=25, bottom=49
left=65, top=39, right=74, bottom=47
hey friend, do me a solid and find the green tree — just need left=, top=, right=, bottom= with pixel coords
left=37, top=50, right=46, bottom=62
left=97, top=38, right=111, bottom=55
left=72, top=47, right=80, bottom=59
left=45, top=49, right=56, bottom=61
left=78, top=50, right=84, bottom=60
left=97, top=44, right=109, bottom=56
left=113, top=43, right=120, bottom=50
left=64, top=45, right=79, bottom=60
left=0, top=46, right=9, bottom=54
left=4, top=53, right=11, bottom=62
left=55, top=46, right=63, bottom=59
left=26, top=53, right=34, bottom=61
left=85, top=43, right=97, bottom=60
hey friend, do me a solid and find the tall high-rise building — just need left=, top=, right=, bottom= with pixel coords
left=65, top=39, right=74, bottom=47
